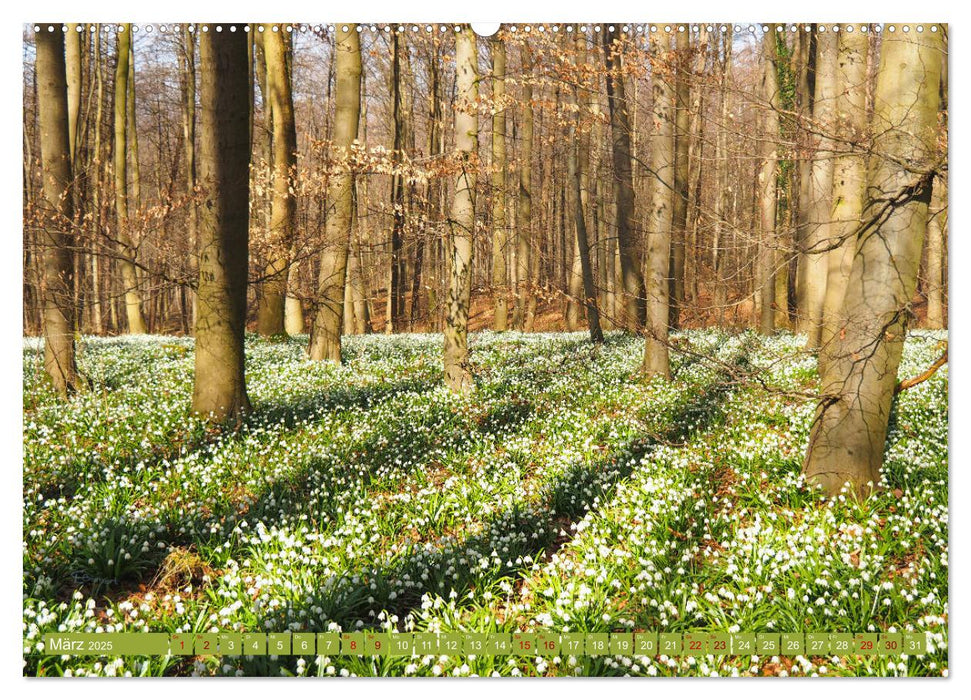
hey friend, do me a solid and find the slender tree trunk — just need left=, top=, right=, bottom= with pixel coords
left=491, top=35, right=509, bottom=331
left=386, top=31, right=407, bottom=334
left=444, top=26, right=477, bottom=391
left=819, top=27, right=868, bottom=376
left=794, top=25, right=816, bottom=323
left=285, top=262, right=304, bottom=334
left=257, top=28, right=296, bottom=337
left=925, top=175, right=946, bottom=329
left=36, top=28, right=81, bottom=397
left=192, top=25, right=251, bottom=421
left=113, top=24, right=147, bottom=334
left=127, top=42, right=141, bottom=213
left=925, top=42, right=947, bottom=331
left=66, top=25, right=86, bottom=333
left=511, top=46, right=533, bottom=331
left=643, top=30, right=674, bottom=378
left=343, top=250, right=355, bottom=335
left=757, top=25, right=781, bottom=335
left=802, top=26, right=943, bottom=497
left=416, top=42, right=442, bottom=328
left=801, top=28, right=837, bottom=347
left=409, top=232, right=425, bottom=329
left=89, top=26, right=104, bottom=335
left=178, top=27, right=197, bottom=335
left=309, top=25, right=361, bottom=362
left=712, top=31, right=732, bottom=327
left=669, top=28, right=691, bottom=330
left=604, top=24, right=645, bottom=331
left=350, top=183, right=370, bottom=334
left=355, top=63, right=373, bottom=329
left=65, top=25, right=83, bottom=166
left=589, top=34, right=613, bottom=330
left=685, top=26, right=708, bottom=311
left=569, top=29, right=603, bottom=344
left=127, top=41, right=146, bottom=333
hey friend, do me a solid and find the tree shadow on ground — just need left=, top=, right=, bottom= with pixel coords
left=227, top=343, right=748, bottom=674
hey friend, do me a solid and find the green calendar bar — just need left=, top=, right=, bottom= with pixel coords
left=439, top=633, right=463, bottom=655
left=586, top=633, right=609, bottom=656
left=683, top=632, right=707, bottom=656
left=513, top=632, right=537, bottom=656
left=609, top=633, right=634, bottom=655
left=268, top=633, right=291, bottom=656
left=757, top=633, right=780, bottom=655
left=462, top=633, right=488, bottom=656
left=709, top=633, right=731, bottom=655
left=634, top=632, right=657, bottom=656
left=341, top=632, right=365, bottom=656
left=171, top=633, right=194, bottom=656
left=194, top=634, right=220, bottom=656
left=830, top=633, right=853, bottom=655
left=37, top=630, right=939, bottom=658
left=316, top=633, right=341, bottom=656
left=365, top=632, right=390, bottom=656
left=659, top=633, right=682, bottom=656
left=781, top=633, right=804, bottom=656
left=42, top=633, right=170, bottom=656
left=854, top=633, right=878, bottom=656
left=389, top=633, right=414, bottom=656
left=536, top=631, right=560, bottom=656
left=561, top=633, right=586, bottom=656
left=220, top=633, right=243, bottom=656
left=413, top=633, right=438, bottom=655
left=879, top=634, right=902, bottom=656
left=806, top=633, right=830, bottom=655
left=487, top=633, right=512, bottom=655
left=243, top=633, right=267, bottom=656
left=292, top=633, right=316, bottom=655
left=904, top=633, right=927, bottom=655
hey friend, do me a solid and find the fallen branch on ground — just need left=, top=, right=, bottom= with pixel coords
left=895, top=348, right=948, bottom=394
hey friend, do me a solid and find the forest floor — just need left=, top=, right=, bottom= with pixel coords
left=22, top=329, right=948, bottom=677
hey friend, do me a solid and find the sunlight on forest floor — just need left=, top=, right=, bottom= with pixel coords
left=22, top=330, right=948, bottom=676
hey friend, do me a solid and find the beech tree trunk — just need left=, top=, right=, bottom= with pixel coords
left=685, top=26, right=708, bottom=310
left=89, top=26, right=105, bottom=335
left=569, top=29, right=603, bottom=344
left=257, top=27, right=297, bottom=337
left=444, top=26, right=477, bottom=391
left=643, top=30, right=674, bottom=378
left=757, top=25, right=780, bottom=335
left=36, top=27, right=81, bottom=397
left=386, top=30, right=407, bottom=333
left=793, top=25, right=815, bottom=324
left=65, top=25, right=82, bottom=167
left=818, top=27, right=868, bottom=378
left=925, top=175, right=946, bottom=329
left=589, top=34, right=613, bottom=330
left=491, top=35, right=509, bottom=331
left=127, top=42, right=142, bottom=212
left=113, top=24, right=147, bottom=334
left=712, top=32, right=731, bottom=327
left=285, top=262, right=304, bottom=335
left=308, top=25, right=361, bottom=362
left=801, top=28, right=838, bottom=347
left=178, top=27, right=197, bottom=335
left=802, top=26, right=944, bottom=497
left=511, top=46, right=533, bottom=331
left=192, top=25, right=251, bottom=421
left=604, top=25, right=645, bottom=331
left=669, top=28, right=690, bottom=330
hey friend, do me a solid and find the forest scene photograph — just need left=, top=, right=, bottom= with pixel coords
left=20, top=20, right=948, bottom=678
